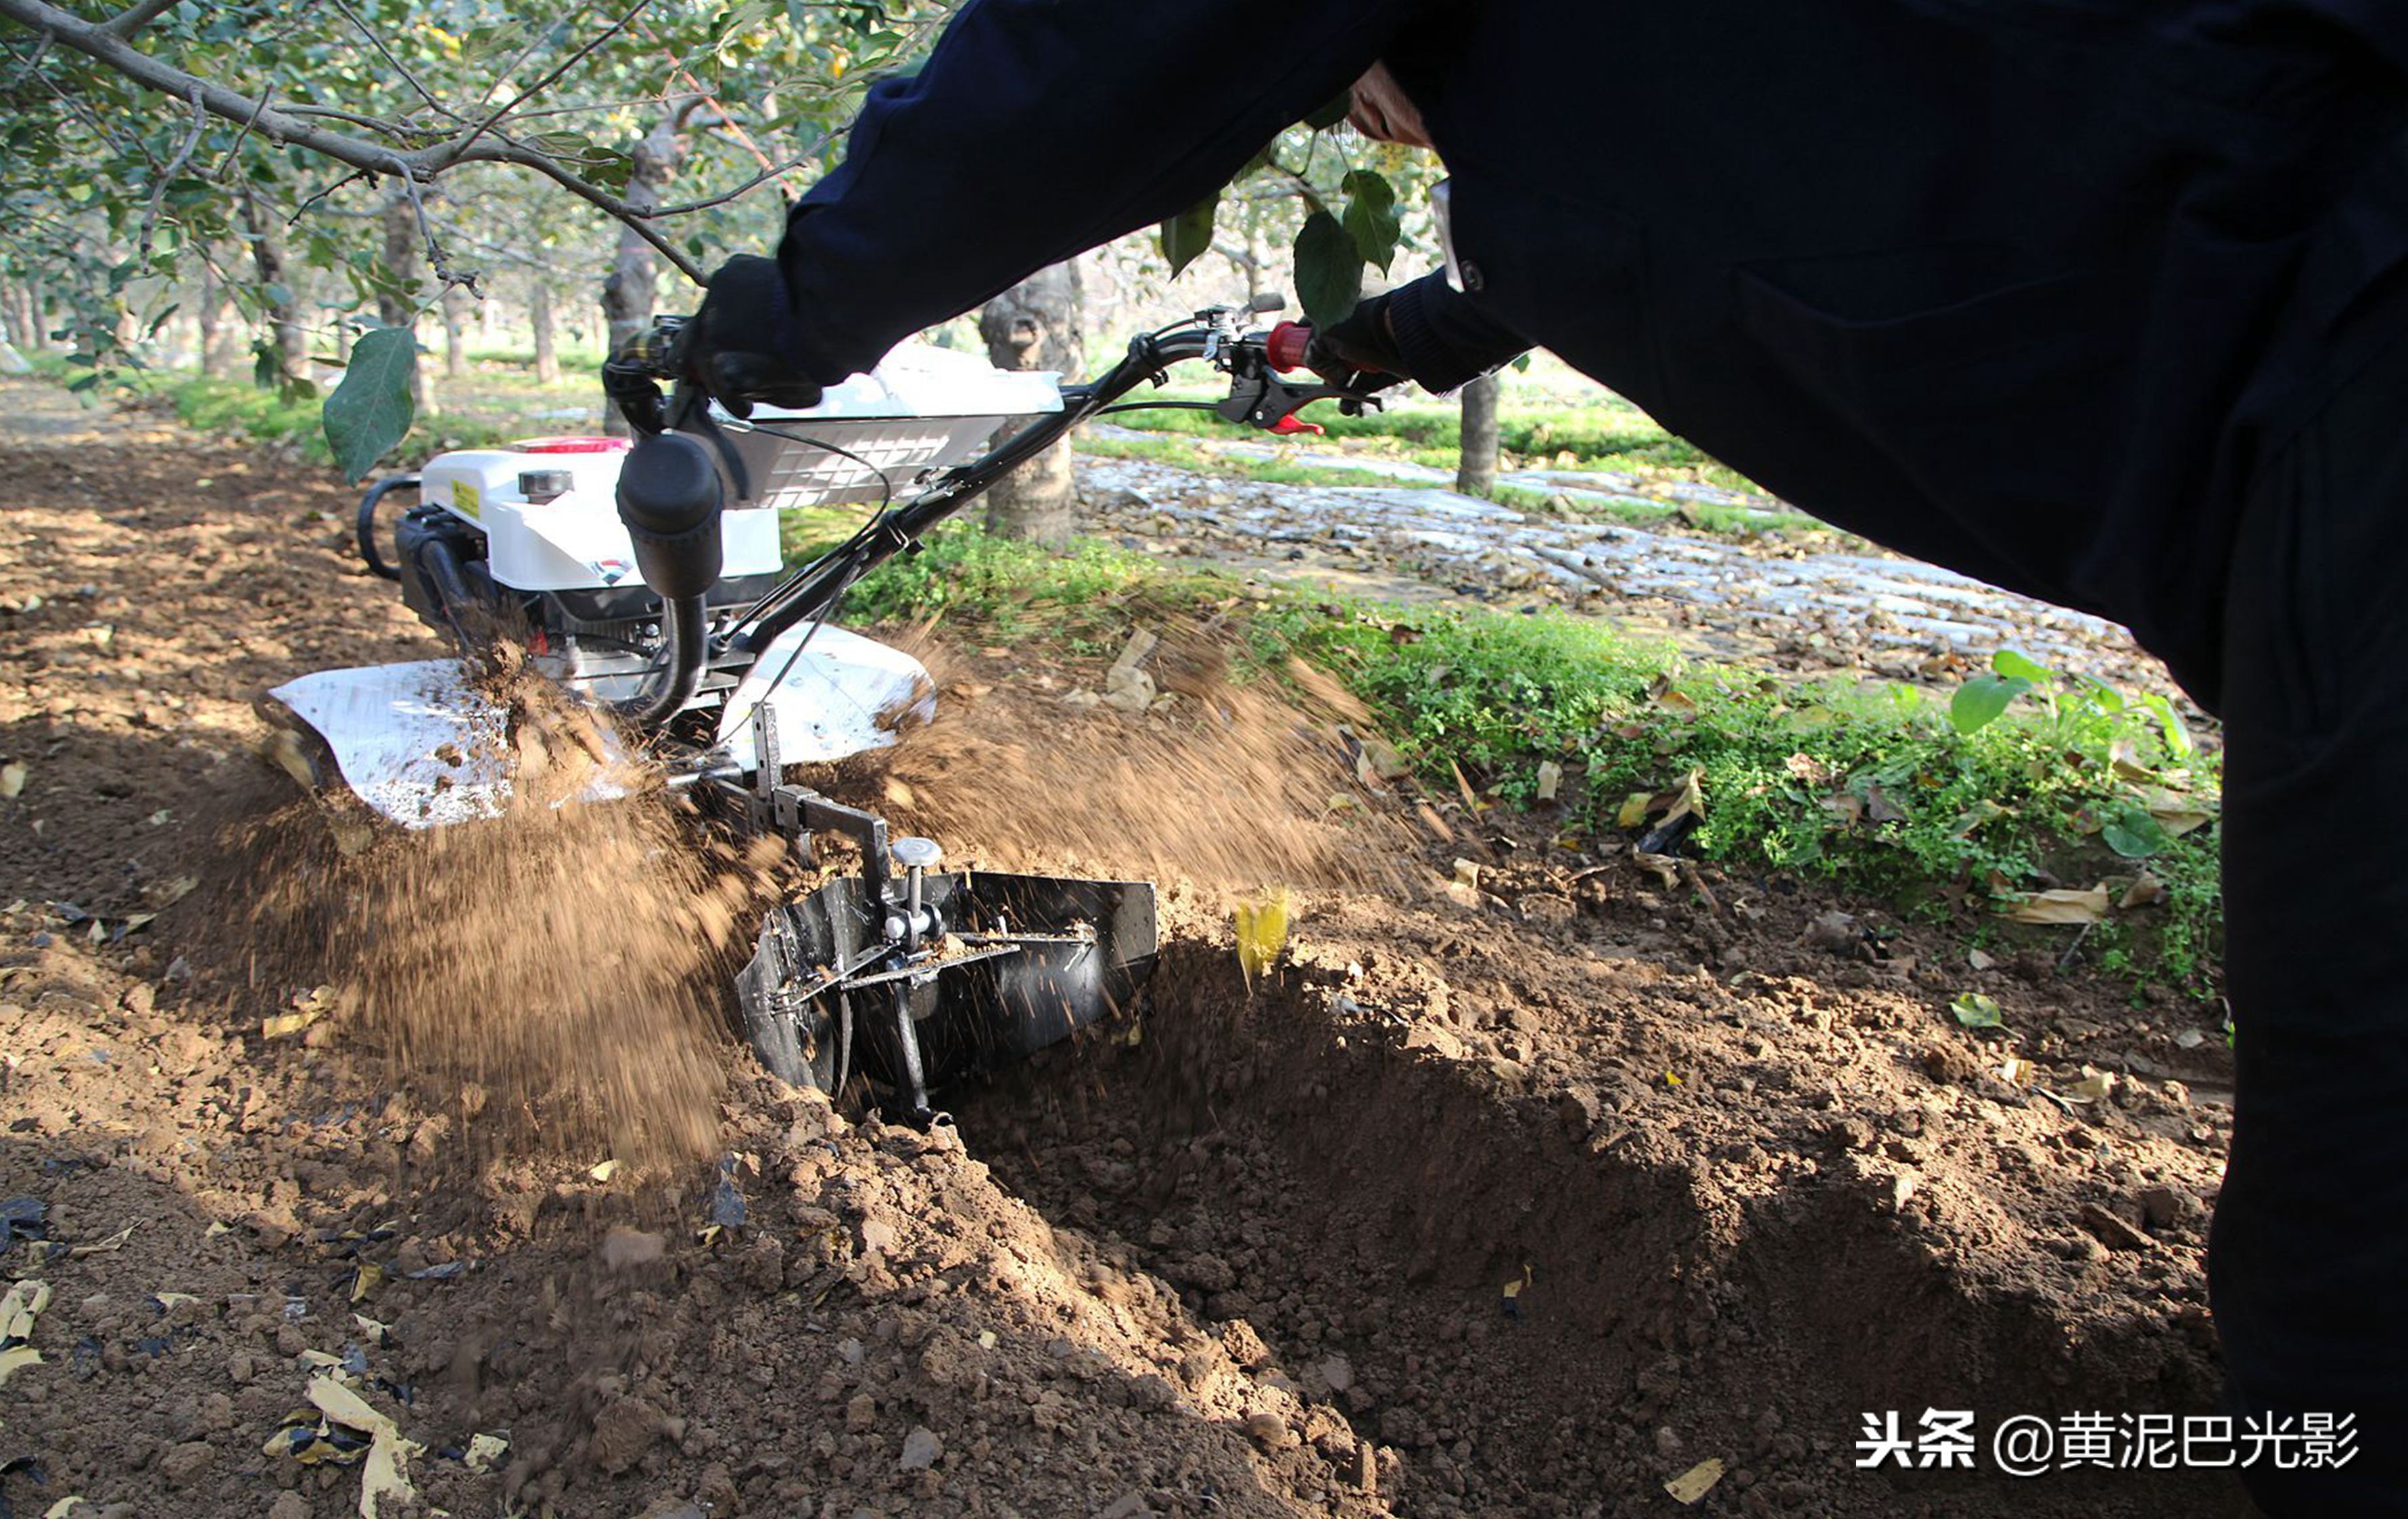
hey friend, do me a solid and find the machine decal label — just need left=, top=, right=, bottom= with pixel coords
left=590, top=558, right=632, bottom=585
left=451, top=480, right=481, bottom=521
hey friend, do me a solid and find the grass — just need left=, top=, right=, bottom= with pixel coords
left=116, top=372, right=596, bottom=471
left=847, top=522, right=2223, bottom=996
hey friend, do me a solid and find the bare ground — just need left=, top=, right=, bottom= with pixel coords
left=0, top=378, right=2248, bottom=1518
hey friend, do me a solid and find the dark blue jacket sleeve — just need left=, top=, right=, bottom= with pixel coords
left=773, top=0, right=1433, bottom=384
left=1385, top=272, right=1529, bottom=392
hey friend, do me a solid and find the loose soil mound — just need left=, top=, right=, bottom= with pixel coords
left=0, top=381, right=2246, bottom=1518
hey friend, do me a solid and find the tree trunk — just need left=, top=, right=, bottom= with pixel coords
left=530, top=279, right=559, bottom=385
left=1456, top=371, right=1501, bottom=496
left=377, top=192, right=428, bottom=413
left=239, top=190, right=306, bottom=385
left=11, top=281, right=44, bottom=350
left=197, top=250, right=238, bottom=379
left=601, top=119, right=682, bottom=435
left=0, top=282, right=30, bottom=349
left=978, top=261, right=1085, bottom=543
left=442, top=283, right=473, bottom=381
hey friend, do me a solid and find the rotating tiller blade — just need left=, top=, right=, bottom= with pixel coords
left=736, top=833, right=1157, bottom=1124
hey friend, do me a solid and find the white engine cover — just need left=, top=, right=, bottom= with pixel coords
left=419, top=441, right=784, bottom=594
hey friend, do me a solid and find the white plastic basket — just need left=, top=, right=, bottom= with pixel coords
left=716, top=343, right=1064, bottom=511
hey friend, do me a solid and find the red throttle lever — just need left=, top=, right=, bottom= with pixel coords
left=1271, top=415, right=1325, bottom=436
left=1265, top=320, right=1313, bottom=373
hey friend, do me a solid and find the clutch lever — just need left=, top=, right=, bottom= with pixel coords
left=1215, top=362, right=1384, bottom=435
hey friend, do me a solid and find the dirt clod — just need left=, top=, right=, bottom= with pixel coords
left=590, top=1395, right=667, bottom=1475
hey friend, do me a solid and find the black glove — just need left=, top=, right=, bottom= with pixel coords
left=1305, top=292, right=1411, bottom=396
left=673, top=256, right=826, bottom=418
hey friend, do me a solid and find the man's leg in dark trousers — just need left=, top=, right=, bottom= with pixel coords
left=2211, top=332, right=2408, bottom=1518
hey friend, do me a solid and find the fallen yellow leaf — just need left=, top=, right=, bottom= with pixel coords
left=2002, top=887, right=2110, bottom=925
left=1665, top=1457, right=1726, bottom=1505
left=305, top=1374, right=423, bottom=1519
left=1234, top=889, right=1292, bottom=982
left=2060, top=1069, right=2117, bottom=1104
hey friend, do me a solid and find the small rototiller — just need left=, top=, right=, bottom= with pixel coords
left=260, top=296, right=1373, bottom=1124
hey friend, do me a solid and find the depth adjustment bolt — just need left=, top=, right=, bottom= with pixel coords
left=889, top=836, right=944, bottom=949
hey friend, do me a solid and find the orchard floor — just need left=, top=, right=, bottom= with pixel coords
left=0, top=377, right=2252, bottom=1518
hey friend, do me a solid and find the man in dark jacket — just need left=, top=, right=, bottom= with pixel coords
left=682, top=2, right=2408, bottom=1511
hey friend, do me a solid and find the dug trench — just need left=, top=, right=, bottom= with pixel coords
left=0, top=382, right=2250, bottom=1518
left=949, top=915, right=2236, bottom=1519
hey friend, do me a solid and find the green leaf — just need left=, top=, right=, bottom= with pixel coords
left=1302, top=92, right=1350, bottom=130
left=1948, top=674, right=2033, bottom=736
left=2140, top=693, right=2194, bottom=757
left=2072, top=673, right=2126, bottom=712
left=1158, top=193, right=1217, bottom=280
left=1293, top=211, right=1362, bottom=330
left=1950, top=992, right=2004, bottom=1030
left=2100, top=805, right=2171, bottom=860
left=1340, top=169, right=1400, bottom=275
left=322, top=327, right=417, bottom=483
left=583, top=147, right=636, bottom=196
left=1990, top=648, right=2052, bottom=684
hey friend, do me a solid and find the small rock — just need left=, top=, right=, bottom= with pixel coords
left=2077, top=1201, right=2154, bottom=1253
left=899, top=1426, right=943, bottom=1471
left=1129, top=1373, right=1178, bottom=1412
left=1094, top=1491, right=1152, bottom=1519
left=159, top=1440, right=216, bottom=1487
left=1317, top=1354, right=1355, bottom=1394
left=590, top=1397, right=667, bottom=1475
left=1220, top=1319, right=1270, bottom=1370
left=1805, top=910, right=1860, bottom=956
left=269, top=1493, right=310, bottom=1519
left=1554, top=1087, right=1603, bottom=1139
left=2138, top=1184, right=2202, bottom=1232
left=739, top=1234, right=784, bottom=1291
left=1352, top=1441, right=1379, bottom=1495
left=1242, top=1410, right=1291, bottom=1449
left=845, top=1393, right=877, bottom=1433
left=694, top=1462, right=740, bottom=1515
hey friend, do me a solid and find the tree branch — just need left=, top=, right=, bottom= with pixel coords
left=327, top=0, right=463, bottom=123
left=137, top=82, right=205, bottom=254
left=99, top=0, right=180, bottom=38
left=484, top=141, right=705, bottom=285
left=639, top=147, right=820, bottom=218
left=0, top=0, right=708, bottom=283
left=454, top=0, right=653, bottom=158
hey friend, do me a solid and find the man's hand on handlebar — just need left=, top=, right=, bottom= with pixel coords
left=673, top=256, right=825, bottom=418
left=1302, top=293, right=1412, bottom=398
